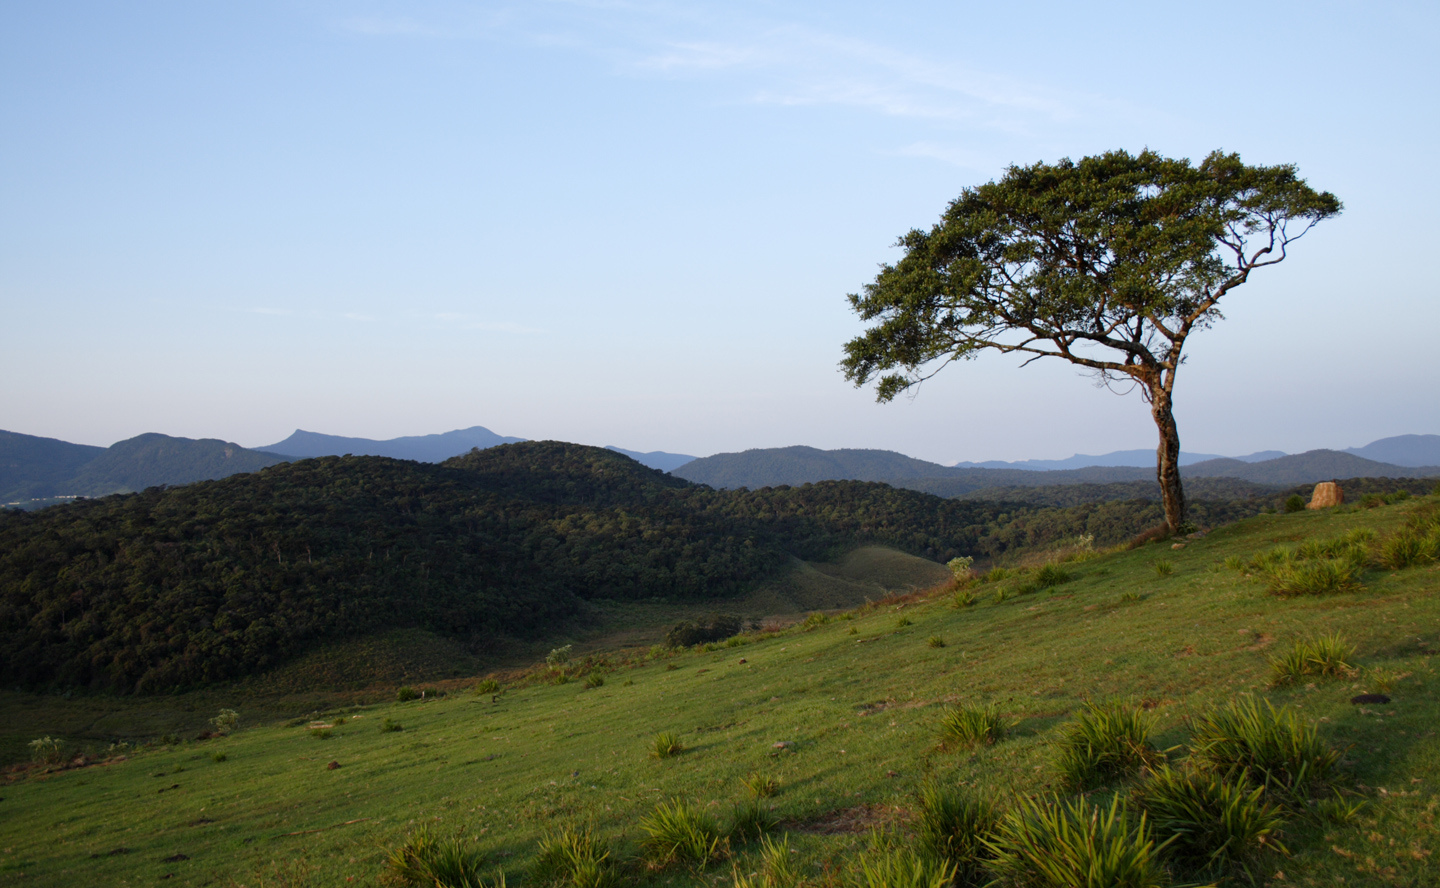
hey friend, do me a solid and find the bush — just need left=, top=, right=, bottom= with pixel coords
left=475, top=679, right=501, bottom=694
left=212, top=708, right=240, bottom=733
left=743, top=772, right=779, bottom=798
left=1188, top=697, right=1341, bottom=802
left=1380, top=528, right=1438, bottom=569
left=940, top=703, right=1006, bottom=748
left=947, top=556, right=975, bottom=581
left=667, top=614, right=742, bottom=647
left=310, top=727, right=332, bottom=740
left=1032, top=563, right=1073, bottom=589
left=1054, top=700, right=1161, bottom=791
left=530, top=824, right=618, bottom=888
left=28, top=736, right=64, bottom=765
left=639, top=799, right=724, bottom=867
left=984, top=794, right=1166, bottom=888
left=1136, top=765, right=1287, bottom=882
left=927, top=636, right=946, bottom=649
left=952, top=588, right=976, bottom=608
left=895, top=616, right=913, bottom=627
left=381, top=717, right=403, bottom=733
left=387, top=828, right=505, bottom=888
left=650, top=731, right=684, bottom=759
left=728, top=800, right=778, bottom=841
left=1269, top=633, right=1355, bottom=685
left=397, top=686, right=420, bottom=702
left=849, top=846, right=955, bottom=888
left=583, top=674, right=605, bottom=689
left=1283, top=494, right=1306, bottom=513
left=1264, top=558, right=1362, bottom=596
left=914, top=783, right=997, bottom=885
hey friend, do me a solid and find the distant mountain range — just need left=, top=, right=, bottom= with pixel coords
left=673, top=441, right=1440, bottom=496
left=5, top=425, right=1436, bottom=506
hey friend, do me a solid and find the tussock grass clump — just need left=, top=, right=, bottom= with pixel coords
left=952, top=589, right=976, bottom=608
left=475, top=678, right=501, bottom=694
left=1264, top=557, right=1363, bottom=596
left=849, top=845, right=955, bottom=888
left=1270, top=633, right=1356, bottom=685
left=1054, top=700, right=1161, bottom=791
left=1153, top=559, right=1174, bottom=577
left=650, top=731, right=684, bottom=759
left=1031, top=563, right=1073, bottom=589
left=387, top=828, right=505, bottom=888
left=927, top=635, right=946, bottom=649
left=1297, top=528, right=1374, bottom=562
left=639, top=799, right=724, bottom=868
left=1188, top=697, right=1341, bottom=802
left=940, top=703, right=1006, bottom=748
left=583, top=674, right=605, bottom=689
left=1135, top=765, right=1287, bottom=882
left=731, top=834, right=804, bottom=888
left=914, top=783, right=998, bottom=884
left=396, top=686, right=420, bottom=702
left=728, top=800, right=778, bottom=841
left=742, top=772, right=779, bottom=798
left=530, top=824, right=619, bottom=888
left=981, top=566, right=1011, bottom=583
left=1380, top=527, right=1439, bottom=569
left=381, top=717, right=403, bottom=732
left=984, top=795, right=1167, bottom=888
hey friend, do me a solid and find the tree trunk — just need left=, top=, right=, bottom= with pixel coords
left=1150, top=386, right=1186, bottom=532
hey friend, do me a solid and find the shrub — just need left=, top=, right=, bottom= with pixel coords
left=984, top=794, right=1166, bottom=888
left=667, top=614, right=742, bottom=647
left=211, top=752, right=228, bottom=763
left=1283, top=494, right=1306, bottom=513
left=650, top=731, right=684, bottom=759
left=1054, top=700, right=1161, bottom=791
left=1263, top=558, right=1362, bottom=596
left=1379, top=528, right=1438, bottom=569
left=381, top=718, right=403, bottom=733
left=728, top=800, right=778, bottom=841
left=1032, top=563, right=1073, bottom=588
left=1360, top=493, right=1384, bottom=509
left=947, top=556, right=975, bottom=581
left=584, top=674, right=605, bottom=689
left=802, top=612, right=830, bottom=630
left=475, top=679, right=502, bottom=695
left=639, top=799, right=724, bottom=868
left=1269, top=633, right=1355, bottom=685
left=895, top=616, right=913, bottom=628
left=940, top=703, right=1006, bottom=748
left=982, top=566, right=1011, bottom=583
left=850, top=846, right=955, bottom=888
left=927, top=636, right=946, bottom=649
left=914, top=783, right=997, bottom=884
left=396, top=686, right=420, bottom=702
left=530, top=824, right=618, bottom=888
left=743, top=772, right=779, bottom=798
left=310, top=727, right=332, bottom=740
left=212, top=708, right=240, bottom=733
left=1188, top=697, right=1341, bottom=802
left=547, top=645, right=574, bottom=668
left=387, top=828, right=504, bottom=888
left=952, top=588, right=976, bottom=608
left=29, top=736, right=64, bottom=765
left=1153, top=559, right=1173, bottom=577
left=1136, top=765, right=1287, bottom=882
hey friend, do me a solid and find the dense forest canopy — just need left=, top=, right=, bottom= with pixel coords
left=0, top=442, right=1258, bottom=693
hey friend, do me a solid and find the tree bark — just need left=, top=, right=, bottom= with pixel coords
left=1150, top=386, right=1186, bottom=532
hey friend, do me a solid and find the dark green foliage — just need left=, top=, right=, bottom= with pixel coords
left=1283, top=494, right=1306, bottom=513
left=665, top=613, right=742, bottom=648
left=940, top=703, right=1006, bottom=748
left=529, top=824, right=618, bottom=888
left=381, top=718, right=403, bottom=732
left=1270, top=634, right=1355, bottom=685
left=984, top=794, right=1168, bottom=888
left=914, top=783, right=998, bottom=885
left=396, top=687, right=420, bottom=702
left=1187, top=697, right=1341, bottom=802
left=727, top=799, right=778, bottom=841
left=1054, top=701, right=1162, bottom=791
left=1135, top=765, right=1287, bottom=882
left=638, top=799, right=723, bottom=867
left=1030, top=563, right=1073, bottom=588
left=387, top=828, right=504, bottom=888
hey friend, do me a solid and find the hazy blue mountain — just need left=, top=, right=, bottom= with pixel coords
left=63, top=433, right=288, bottom=497
left=1181, top=450, right=1440, bottom=486
left=604, top=446, right=697, bottom=472
left=1344, top=434, right=1440, bottom=468
left=954, top=447, right=1287, bottom=470
left=1, top=430, right=107, bottom=501
left=260, top=426, right=525, bottom=462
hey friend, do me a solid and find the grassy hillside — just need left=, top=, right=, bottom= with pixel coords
left=1, top=493, right=1436, bottom=886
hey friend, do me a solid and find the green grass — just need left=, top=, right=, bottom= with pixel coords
left=1052, top=700, right=1161, bottom=791
left=1187, top=696, right=1343, bottom=803
left=939, top=703, right=1006, bottom=748
left=1135, top=764, right=1287, bottom=883
left=984, top=794, right=1167, bottom=888
left=2, top=495, right=1439, bottom=886
left=1270, top=632, right=1357, bottom=685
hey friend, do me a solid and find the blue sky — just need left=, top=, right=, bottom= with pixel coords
left=2, top=1, right=1436, bottom=463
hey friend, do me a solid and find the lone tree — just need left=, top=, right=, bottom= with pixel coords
left=842, top=149, right=1340, bottom=532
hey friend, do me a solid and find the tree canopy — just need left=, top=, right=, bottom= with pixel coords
left=842, top=149, right=1341, bottom=530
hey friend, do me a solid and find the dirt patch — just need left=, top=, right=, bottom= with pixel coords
left=784, top=803, right=906, bottom=835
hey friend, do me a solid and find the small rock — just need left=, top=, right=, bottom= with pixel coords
left=1186, top=530, right=1208, bottom=539
left=773, top=741, right=792, bottom=749
left=738, top=658, right=747, bottom=664
left=886, top=770, right=899, bottom=778
left=1350, top=693, right=1391, bottom=705
left=1171, top=542, right=1186, bottom=549
left=1307, top=481, right=1344, bottom=510
left=326, top=760, right=341, bottom=770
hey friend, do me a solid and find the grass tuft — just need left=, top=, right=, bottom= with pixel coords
left=984, top=794, right=1166, bottom=888
left=387, top=828, right=504, bottom=888
left=650, top=731, right=684, bottom=759
left=1264, top=557, right=1363, bottom=596
left=727, top=800, right=778, bottom=842
left=1136, top=765, right=1287, bottom=881
left=742, top=772, right=779, bottom=798
left=1053, top=700, right=1161, bottom=791
left=530, top=824, right=618, bottom=888
left=1032, top=563, right=1073, bottom=589
left=1269, top=633, right=1356, bottom=685
left=927, top=635, right=946, bottom=649
left=1188, top=697, right=1341, bottom=803
left=1153, top=559, right=1173, bottom=577
left=940, top=703, right=1006, bottom=748
left=639, top=799, right=724, bottom=868
left=914, top=782, right=997, bottom=885
left=850, top=845, right=956, bottom=888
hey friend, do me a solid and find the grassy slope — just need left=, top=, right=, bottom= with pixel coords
left=1, top=500, right=1437, bottom=887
